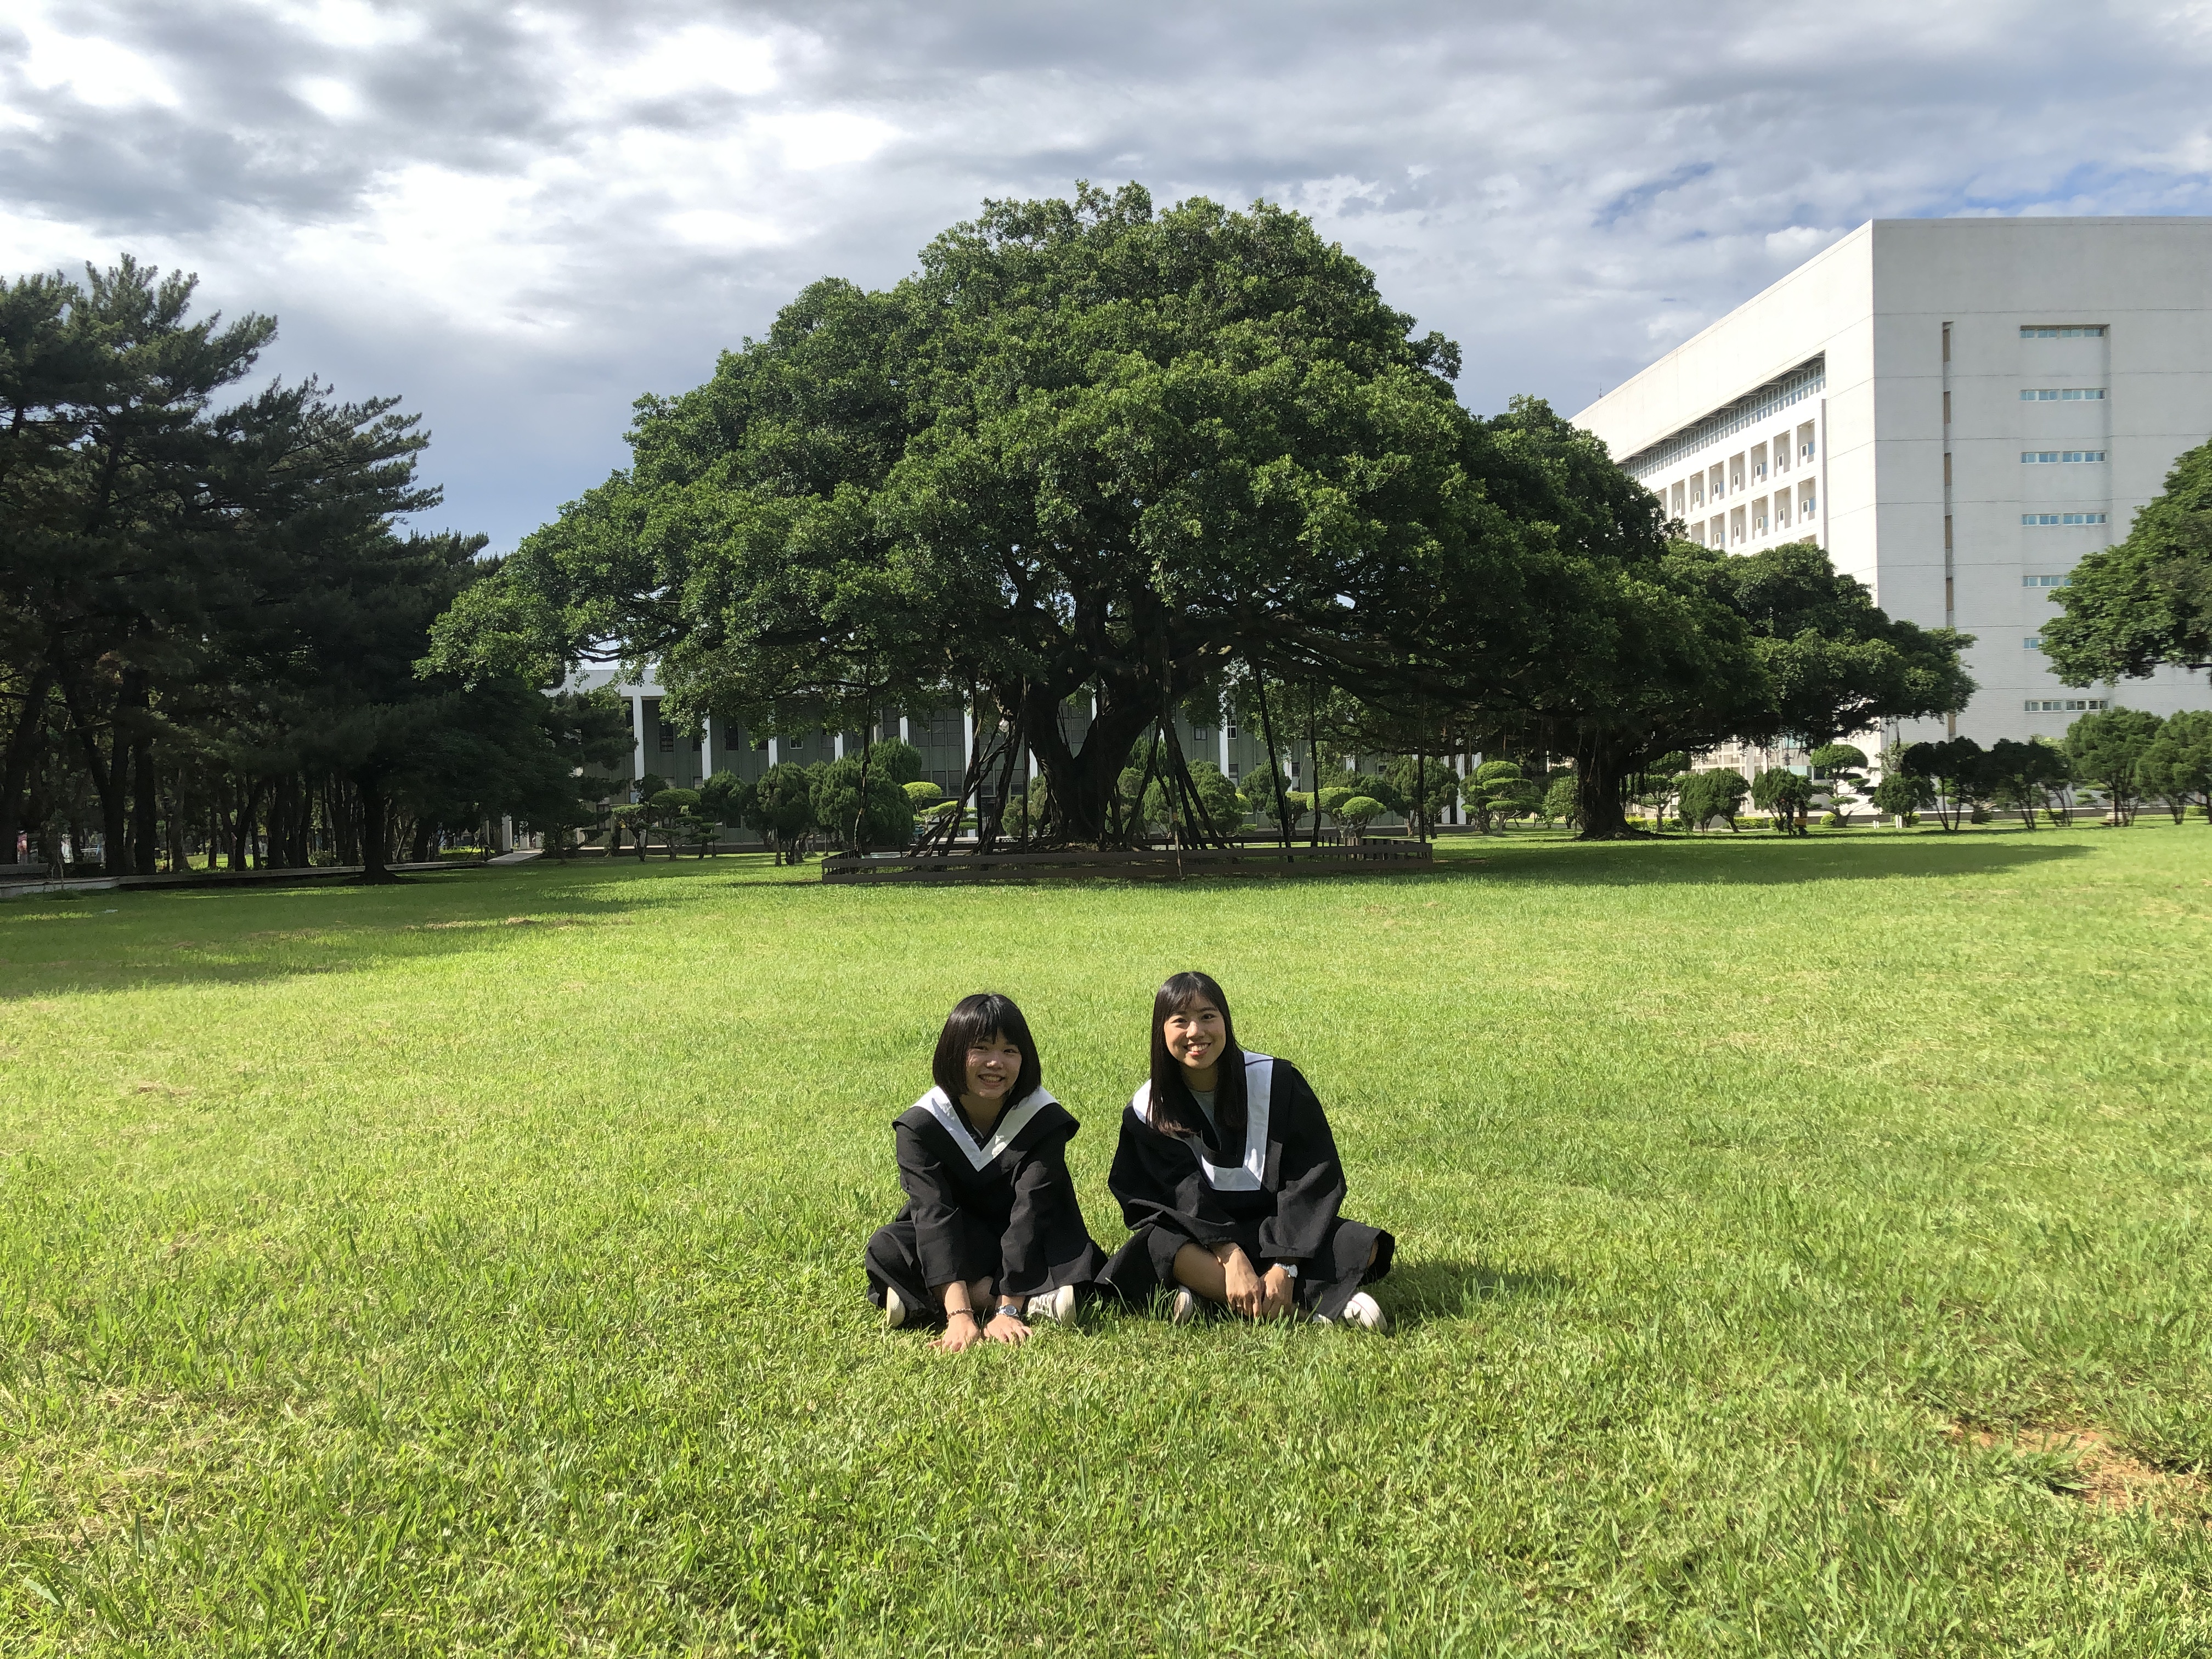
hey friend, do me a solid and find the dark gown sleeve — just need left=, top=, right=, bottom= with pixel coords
left=894, top=1120, right=974, bottom=1289
left=1256, top=1063, right=1348, bottom=1265
left=1108, top=1105, right=1243, bottom=1245
left=997, top=1127, right=1077, bottom=1290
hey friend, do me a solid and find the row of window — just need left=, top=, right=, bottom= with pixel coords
left=2019, top=388, right=2104, bottom=400
left=2022, top=574, right=2072, bottom=586
left=2021, top=514, right=2106, bottom=527
left=2025, top=699, right=2107, bottom=711
left=2020, top=326, right=2104, bottom=338
left=2022, top=450, right=2105, bottom=464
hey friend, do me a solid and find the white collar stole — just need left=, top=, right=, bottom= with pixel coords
left=1132, top=1053, right=1272, bottom=1192
left=917, top=1085, right=1054, bottom=1172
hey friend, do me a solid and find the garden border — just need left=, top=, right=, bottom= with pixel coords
left=819, top=842, right=1434, bottom=884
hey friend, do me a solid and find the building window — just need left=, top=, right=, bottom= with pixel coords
left=1227, top=761, right=1241, bottom=778
left=2019, top=388, right=2106, bottom=400
left=2023, top=636, right=2044, bottom=648
left=658, top=721, right=676, bottom=754
left=1226, top=725, right=1238, bottom=739
left=2024, top=698, right=2106, bottom=712
left=2021, top=450, right=2105, bottom=464
left=2020, top=326, right=2104, bottom=338
left=2023, top=574, right=2070, bottom=586
left=2021, top=515, right=2104, bottom=528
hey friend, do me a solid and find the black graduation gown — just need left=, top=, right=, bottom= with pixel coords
left=864, top=1085, right=1107, bottom=1318
left=1099, top=1050, right=1394, bottom=1320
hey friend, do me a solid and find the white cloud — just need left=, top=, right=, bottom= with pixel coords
left=294, top=76, right=363, bottom=120
left=12, top=5, right=180, bottom=109
left=756, top=110, right=897, bottom=170
left=4, top=0, right=2210, bottom=549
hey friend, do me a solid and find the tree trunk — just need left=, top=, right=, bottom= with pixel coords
left=1307, top=691, right=1321, bottom=849
left=59, top=674, right=128, bottom=874
left=1249, top=666, right=1293, bottom=850
left=132, top=737, right=157, bottom=873
left=1573, top=742, right=1641, bottom=840
left=357, top=774, right=396, bottom=882
left=0, top=659, right=57, bottom=866
left=1016, top=681, right=1158, bottom=849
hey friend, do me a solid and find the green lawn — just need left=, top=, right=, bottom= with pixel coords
left=3, top=826, right=2210, bottom=1656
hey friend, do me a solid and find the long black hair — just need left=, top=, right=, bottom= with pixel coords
left=1147, top=970, right=1244, bottom=1143
left=932, top=992, right=1043, bottom=1105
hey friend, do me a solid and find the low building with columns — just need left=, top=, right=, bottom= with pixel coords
left=563, top=665, right=1477, bottom=835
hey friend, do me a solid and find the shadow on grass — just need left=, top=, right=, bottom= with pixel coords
left=1412, top=831, right=2097, bottom=888
left=0, top=854, right=803, bottom=998
left=1381, top=1259, right=1574, bottom=1330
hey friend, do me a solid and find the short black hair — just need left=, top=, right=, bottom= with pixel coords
left=932, top=992, right=1043, bottom=1104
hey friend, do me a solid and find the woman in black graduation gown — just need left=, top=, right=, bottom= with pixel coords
left=865, top=992, right=1107, bottom=1351
left=1102, top=970, right=1394, bottom=1329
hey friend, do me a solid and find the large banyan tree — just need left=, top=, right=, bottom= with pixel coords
left=425, top=183, right=1607, bottom=845
left=424, top=182, right=1967, bottom=843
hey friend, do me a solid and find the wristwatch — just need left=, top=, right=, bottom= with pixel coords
left=991, top=1304, right=1028, bottom=1323
left=1269, top=1262, right=1299, bottom=1279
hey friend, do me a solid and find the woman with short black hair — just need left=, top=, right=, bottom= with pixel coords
left=865, top=992, right=1107, bottom=1351
left=1102, top=970, right=1393, bottom=1328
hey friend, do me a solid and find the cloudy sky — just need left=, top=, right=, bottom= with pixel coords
left=7, top=0, right=2211, bottom=548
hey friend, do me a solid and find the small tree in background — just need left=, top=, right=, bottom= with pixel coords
left=1633, top=752, right=1689, bottom=831
left=701, top=771, right=755, bottom=847
left=1317, top=785, right=1356, bottom=838
left=1751, top=768, right=1814, bottom=836
left=1897, top=737, right=1991, bottom=832
left=647, top=788, right=700, bottom=860
left=811, top=756, right=911, bottom=852
left=1384, top=754, right=1460, bottom=839
left=1870, top=769, right=1932, bottom=826
left=1678, top=768, right=1750, bottom=832
left=1242, top=771, right=1296, bottom=836
left=1334, top=795, right=1385, bottom=843
left=1984, top=738, right=2070, bottom=829
left=2064, top=707, right=2162, bottom=826
left=608, top=802, right=650, bottom=859
left=1540, top=774, right=1579, bottom=831
left=867, top=738, right=926, bottom=785
left=1466, top=759, right=1534, bottom=833
left=1809, top=743, right=1869, bottom=825
left=2138, top=709, right=2212, bottom=825
left=749, top=761, right=817, bottom=862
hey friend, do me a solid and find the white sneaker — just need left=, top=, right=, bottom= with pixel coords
left=1169, top=1287, right=1201, bottom=1324
left=1338, top=1291, right=1388, bottom=1331
left=883, top=1286, right=910, bottom=1329
left=1026, top=1285, right=1079, bottom=1324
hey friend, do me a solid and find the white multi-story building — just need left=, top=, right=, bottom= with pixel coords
left=1575, top=216, right=2212, bottom=749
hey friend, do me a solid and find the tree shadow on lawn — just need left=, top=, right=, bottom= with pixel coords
left=1416, top=833, right=2096, bottom=889
left=1381, top=1259, right=1574, bottom=1330
left=0, top=857, right=796, bottom=998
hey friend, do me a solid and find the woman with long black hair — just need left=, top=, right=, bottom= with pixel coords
left=1101, top=970, right=1393, bottom=1328
left=865, top=992, right=1107, bottom=1351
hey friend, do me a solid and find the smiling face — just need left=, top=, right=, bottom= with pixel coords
left=1161, top=995, right=1227, bottom=1076
left=962, top=1031, right=1025, bottom=1104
